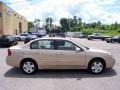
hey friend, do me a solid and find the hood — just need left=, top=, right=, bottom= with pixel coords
left=88, top=48, right=111, bottom=55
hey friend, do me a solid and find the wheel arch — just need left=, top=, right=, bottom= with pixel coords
left=88, top=57, right=106, bottom=69
left=20, top=58, right=38, bottom=68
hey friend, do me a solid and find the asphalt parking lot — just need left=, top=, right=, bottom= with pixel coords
left=0, top=38, right=120, bottom=90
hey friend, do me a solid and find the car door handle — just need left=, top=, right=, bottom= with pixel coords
left=58, top=53, right=64, bottom=55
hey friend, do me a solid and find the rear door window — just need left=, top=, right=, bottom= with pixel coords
left=30, top=39, right=55, bottom=50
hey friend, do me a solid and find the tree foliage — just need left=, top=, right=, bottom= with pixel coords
left=59, top=16, right=120, bottom=36
left=28, top=22, right=34, bottom=31
left=45, top=17, right=53, bottom=33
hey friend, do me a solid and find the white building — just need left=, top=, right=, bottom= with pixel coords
left=30, top=22, right=46, bottom=35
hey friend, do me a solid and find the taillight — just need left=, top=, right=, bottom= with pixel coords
left=8, top=49, right=11, bottom=56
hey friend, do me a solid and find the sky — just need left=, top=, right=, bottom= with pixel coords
left=1, top=0, right=120, bottom=25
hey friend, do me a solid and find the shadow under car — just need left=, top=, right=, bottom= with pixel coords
left=4, top=68, right=117, bottom=79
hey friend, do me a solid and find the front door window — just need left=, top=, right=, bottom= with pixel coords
left=57, top=40, right=76, bottom=50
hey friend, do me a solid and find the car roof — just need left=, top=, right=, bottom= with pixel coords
left=32, top=37, right=72, bottom=41
left=23, top=37, right=75, bottom=47
left=22, top=37, right=88, bottom=51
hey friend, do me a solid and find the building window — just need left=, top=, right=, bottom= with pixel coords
left=0, top=13, right=2, bottom=17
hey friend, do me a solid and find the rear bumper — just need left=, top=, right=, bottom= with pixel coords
left=6, top=56, right=21, bottom=68
left=0, top=42, right=12, bottom=46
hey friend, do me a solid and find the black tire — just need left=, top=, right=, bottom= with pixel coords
left=90, top=37, right=93, bottom=40
left=20, top=59, right=38, bottom=75
left=102, top=38, right=105, bottom=41
left=88, top=59, right=106, bottom=74
left=88, top=38, right=91, bottom=40
left=106, top=41, right=110, bottom=43
left=16, top=37, right=21, bottom=41
left=88, top=37, right=92, bottom=40
left=110, top=40, right=115, bottom=43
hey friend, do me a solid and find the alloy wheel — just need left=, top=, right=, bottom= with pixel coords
left=91, top=61, right=103, bottom=74
left=22, top=61, right=35, bottom=74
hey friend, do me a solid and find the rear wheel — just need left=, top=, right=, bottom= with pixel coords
left=110, top=40, right=114, bottom=43
left=88, top=59, right=105, bottom=74
left=88, top=37, right=93, bottom=40
left=20, top=59, right=38, bottom=74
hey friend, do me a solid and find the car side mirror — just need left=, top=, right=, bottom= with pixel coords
left=76, top=47, right=81, bottom=52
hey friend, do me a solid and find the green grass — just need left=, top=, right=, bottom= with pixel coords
left=80, top=29, right=120, bottom=36
left=102, top=30, right=120, bottom=36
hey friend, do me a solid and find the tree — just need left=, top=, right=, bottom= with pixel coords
left=49, top=18, right=53, bottom=30
left=73, top=16, right=77, bottom=26
left=97, top=21, right=101, bottom=29
left=28, top=22, right=34, bottom=31
left=46, top=18, right=49, bottom=24
left=78, top=18, right=82, bottom=25
left=45, top=17, right=53, bottom=30
left=114, top=21, right=118, bottom=30
left=34, top=18, right=40, bottom=23
left=60, top=18, right=69, bottom=32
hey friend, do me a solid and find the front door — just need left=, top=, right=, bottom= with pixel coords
left=56, top=40, right=86, bottom=69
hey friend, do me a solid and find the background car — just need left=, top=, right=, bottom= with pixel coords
left=88, top=33, right=111, bottom=40
left=0, top=35, right=18, bottom=47
left=15, top=33, right=28, bottom=41
left=72, top=32, right=87, bottom=38
left=15, top=33, right=37, bottom=41
left=66, top=32, right=86, bottom=38
left=66, top=32, right=74, bottom=37
left=105, top=35, right=120, bottom=43
left=49, top=33, right=65, bottom=37
left=24, top=35, right=38, bottom=44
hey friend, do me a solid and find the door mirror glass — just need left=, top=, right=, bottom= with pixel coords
left=76, top=47, right=81, bottom=52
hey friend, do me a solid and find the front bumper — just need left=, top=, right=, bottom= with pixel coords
left=106, top=55, right=115, bottom=68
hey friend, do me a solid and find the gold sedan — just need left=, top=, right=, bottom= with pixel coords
left=6, top=37, right=115, bottom=74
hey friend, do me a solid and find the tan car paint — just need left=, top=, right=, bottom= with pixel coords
left=6, top=37, right=115, bottom=69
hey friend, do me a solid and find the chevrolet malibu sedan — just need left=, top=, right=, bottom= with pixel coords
left=6, top=37, right=115, bottom=74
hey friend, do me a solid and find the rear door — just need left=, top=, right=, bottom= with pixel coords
left=30, top=39, right=57, bottom=68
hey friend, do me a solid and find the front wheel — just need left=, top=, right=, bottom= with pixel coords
left=20, top=60, right=38, bottom=75
left=88, top=59, right=105, bottom=74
